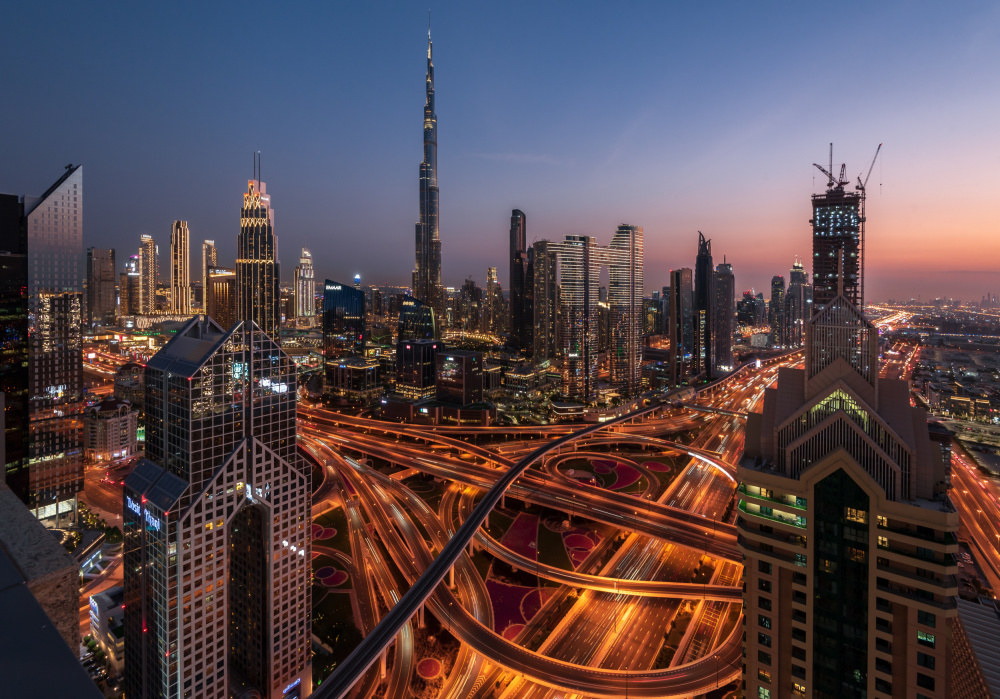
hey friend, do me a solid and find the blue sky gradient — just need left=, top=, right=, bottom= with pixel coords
left=2, top=1, right=999, bottom=300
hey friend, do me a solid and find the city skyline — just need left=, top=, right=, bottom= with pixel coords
left=3, top=3, right=999, bottom=301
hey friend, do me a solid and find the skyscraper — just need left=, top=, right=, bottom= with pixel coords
left=123, top=255, right=142, bottom=317
left=322, top=280, right=365, bottom=363
left=485, top=266, right=503, bottom=334
left=139, top=233, right=157, bottom=314
left=509, top=209, right=533, bottom=352
left=201, top=239, right=217, bottom=309
left=123, top=318, right=311, bottom=699
left=205, top=266, right=237, bottom=330
left=769, top=275, right=785, bottom=346
left=668, top=268, right=694, bottom=386
left=0, top=166, right=84, bottom=519
left=740, top=190, right=957, bottom=699
left=694, top=231, right=714, bottom=379
left=169, top=220, right=191, bottom=315
left=784, top=258, right=810, bottom=347
left=555, top=235, right=598, bottom=402
left=532, top=240, right=558, bottom=362
left=812, top=173, right=862, bottom=308
left=237, top=167, right=280, bottom=341
left=713, top=259, right=735, bottom=370
left=413, top=27, right=443, bottom=322
left=294, top=248, right=315, bottom=321
left=605, top=224, right=644, bottom=396
left=397, top=295, right=436, bottom=341
left=86, top=247, right=116, bottom=326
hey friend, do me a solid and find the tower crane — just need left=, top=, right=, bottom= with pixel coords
left=812, top=143, right=850, bottom=190
left=855, top=143, right=882, bottom=310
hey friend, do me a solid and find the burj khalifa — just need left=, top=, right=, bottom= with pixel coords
left=412, top=24, right=443, bottom=323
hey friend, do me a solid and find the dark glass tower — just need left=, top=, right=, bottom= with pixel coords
left=693, top=231, right=714, bottom=379
left=713, top=260, right=735, bottom=370
left=397, top=295, right=436, bottom=341
left=237, top=166, right=280, bottom=342
left=769, top=275, right=785, bottom=346
left=668, top=267, right=694, bottom=386
left=0, top=193, right=29, bottom=500
left=413, top=28, right=443, bottom=323
left=322, top=280, right=365, bottom=361
left=86, top=247, right=116, bottom=326
left=509, top=209, right=533, bottom=352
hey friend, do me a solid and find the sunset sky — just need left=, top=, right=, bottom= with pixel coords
left=3, top=1, right=999, bottom=301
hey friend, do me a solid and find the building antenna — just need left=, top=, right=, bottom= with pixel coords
left=428, top=9, right=431, bottom=39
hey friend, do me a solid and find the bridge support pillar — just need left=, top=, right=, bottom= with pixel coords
left=418, top=603, right=425, bottom=628
left=449, top=565, right=455, bottom=588
left=500, top=492, right=505, bottom=510
left=380, top=649, right=386, bottom=678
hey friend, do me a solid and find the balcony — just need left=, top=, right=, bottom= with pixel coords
left=737, top=484, right=807, bottom=510
left=738, top=500, right=807, bottom=529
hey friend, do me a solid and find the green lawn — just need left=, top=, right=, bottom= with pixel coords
left=313, top=507, right=352, bottom=555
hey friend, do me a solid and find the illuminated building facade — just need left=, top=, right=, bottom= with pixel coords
left=123, top=255, right=143, bottom=316
left=237, top=173, right=280, bottom=341
left=741, top=256, right=958, bottom=698
left=550, top=226, right=644, bottom=402
left=293, top=248, right=315, bottom=321
left=169, top=220, right=191, bottom=315
left=206, top=267, right=237, bottom=330
left=84, top=396, right=138, bottom=462
left=413, top=28, right=443, bottom=320
left=532, top=240, right=558, bottom=361
left=812, top=184, right=862, bottom=308
left=139, top=233, right=157, bottom=314
left=123, top=318, right=311, bottom=699
left=784, top=259, right=811, bottom=347
left=86, top=247, right=116, bottom=326
left=436, top=349, right=483, bottom=405
left=322, top=280, right=365, bottom=394
left=713, top=260, right=735, bottom=370
left=769, top=275, right=785, bottom=346
left=396, top=339, right=440, bottom=399
left=0, top=165, right=86, bottom=521
left=201, top=240, right=217, bottom=309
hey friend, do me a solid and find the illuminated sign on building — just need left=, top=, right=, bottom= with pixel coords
left=144, top=510, right=161, bottom=531
left=126, top=496, right=141, bottom=516
left=325, top=284, right=342, bottom=291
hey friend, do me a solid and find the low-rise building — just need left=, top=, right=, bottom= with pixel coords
left=327, top=356, right=382, bottom=403
left=84, top=397, right=139, bottom=462
left=396, top=339, right=440, bottom=399
left=89, top=585, right=125, bottom=675
left=436, top=349, right=483, bottom=405
left=113, top=362, right=145, bottom=411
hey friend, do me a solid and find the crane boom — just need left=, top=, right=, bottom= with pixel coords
left=858, top=143, right=882, bottom=191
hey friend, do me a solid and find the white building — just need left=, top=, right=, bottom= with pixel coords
left=89, top=585, right=125, bottom=675
left=84, top=397, right=138, bottom=462
left=294, top=248, right=315, bottom=325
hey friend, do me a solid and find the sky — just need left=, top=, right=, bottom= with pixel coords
left=2, top=1, right=1000, bottom=302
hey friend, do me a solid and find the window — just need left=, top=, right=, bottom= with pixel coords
left=793, top=683, right=806, bottom=697
left=877, top=535, right=888, bottom=548
left=845, top=507, right=867, bottom=523
left=758, top=650, right=771, bottom=665
left=758, top=632, right=772, bottom=648
left=758, top=579, right=772, bottom=593
left=758, top=561, right=773, bottom=575
left=757, top=688, right=771, bottom=699
left=759, top=615, right=772, bottom=629
left=759, top=596, right=772, bottom=611
left=918, top=610, right=936, bottom=628
left=758, top=669, right=771, bottom=683
left=917, top=673, right=935, bottom=690
left=917, top=631, right=936, bottom=648
left=917, top=652, right=935, bottom=670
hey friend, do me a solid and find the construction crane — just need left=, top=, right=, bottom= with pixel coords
left=812, top=143, right=850, bottom=190
left=855, top=143, right=882, bottom=309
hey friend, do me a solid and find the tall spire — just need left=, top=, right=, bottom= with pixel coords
left=414, top=18, right=442, bottom=332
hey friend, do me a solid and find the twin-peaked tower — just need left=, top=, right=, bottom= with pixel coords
left=739, top=161, right=957, bottom=699
left=413, top=27, right=443, bottom=324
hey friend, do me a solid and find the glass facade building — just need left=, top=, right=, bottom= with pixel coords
left=397, top=295, right=435, bottom=341
left=123, top=318, right=311, bottom=699
left=322, top=280, right=365, bottom=391
left=169, top=220, right=191, bottom=315
left=713, top=260, right=735, bottom=370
